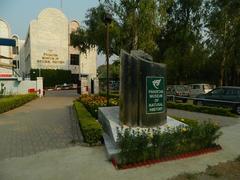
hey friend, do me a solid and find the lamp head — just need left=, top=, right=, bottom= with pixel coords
left=104, top=13, right=112, bottom=25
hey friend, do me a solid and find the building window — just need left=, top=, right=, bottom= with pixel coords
left=71, top=74, right=79, bottom=83
left=13, top=60, right=19, bottom=69
left=12, top=46, right=19, bottom=55
left=70, top=54, right=79, bottom=65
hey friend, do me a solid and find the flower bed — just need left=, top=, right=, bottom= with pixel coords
left=115, top=121, right=222, bottom=169
left=78, top=94, right=119, bottom=118
left=77, top=94, right=223, bottom=166
left=0, top=94, right=38, bottom=114
left=113, top=145, right=222, bottom=170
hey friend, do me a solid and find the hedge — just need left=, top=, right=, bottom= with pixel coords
left=0, top=94, right=38, bottom=114
left=117, top=121, right=222, bottom=166
left=74, top=101, right=102, bottom=145
left=167, top=102, right=235, bottom=117
left=30, top=69, right=73, bottom=88
left=170, top=116, right=199, bottom=126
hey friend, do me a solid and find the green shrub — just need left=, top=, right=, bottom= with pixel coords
left=99, top=93, right=120, bottom=99
left=0, top=94, right=38, bottom=114
left=117, top=128, right=150, bottom=164
left=167, top=102, right=235, bottom=117
left=171, top=116, right=199, bottom=126
left=117, top=121, right=222, bottom=166
left=74, top=101, right=102, bottom=145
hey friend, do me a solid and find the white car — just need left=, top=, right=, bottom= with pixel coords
left=189, top=84, right=214, bottom=97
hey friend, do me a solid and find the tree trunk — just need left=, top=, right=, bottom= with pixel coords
left=133, top=33, right=138, bottom=50
left=132, top=9, right=138, bottom=50
left=219, top=21, right=227, bottom=86
left=219, top=55, right=226, bottom=86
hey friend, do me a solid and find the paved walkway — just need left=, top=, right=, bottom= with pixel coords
left=0, top=90, right=80, bottom=160
left=0, top=120, right=240, bottom=180
left=0, top=96, right=240, bottom=180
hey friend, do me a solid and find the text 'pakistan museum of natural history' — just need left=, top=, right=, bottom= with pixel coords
left=19, top=8, right=98, bottom=88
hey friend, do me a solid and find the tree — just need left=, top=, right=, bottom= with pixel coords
left=111, top=59, right=120, bottom=79
left=103, top=0, right=160, bottom=55
left=156, top=0, right=206, bottom=84
left=71, top=0, right=240, bottom=85
left=70, top=27, right=91, bottom=54
left=71, top=4, right=121, bottom=55
left=206, top=0, right=240, bottom=86
left=71, top=0, right=162, bottom=56
left=97, top=59, right=120, bottom=79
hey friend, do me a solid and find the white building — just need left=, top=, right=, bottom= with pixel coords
left=20, top=8, right=97, bottom=88
left=68, top=20, right=97, bottom=83
left=0, top=19, right=43, bottom=96
left=12, top=35, right=24, bottom=74
left=0, top=18, right=13, bottom=77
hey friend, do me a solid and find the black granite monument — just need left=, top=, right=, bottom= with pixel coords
left=120, top=50, right=167, bottom=127
left=98, top=50, right=185, bottom=159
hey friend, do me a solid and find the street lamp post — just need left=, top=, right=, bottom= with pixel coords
left=104, top=13, right=112, bottom=106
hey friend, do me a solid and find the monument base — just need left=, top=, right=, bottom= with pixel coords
left=98, top=106, right=187, bottom=159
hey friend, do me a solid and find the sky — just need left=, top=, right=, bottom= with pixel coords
left=0, top=0, right=114, bottom=66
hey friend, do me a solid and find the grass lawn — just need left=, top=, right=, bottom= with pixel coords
left=0, top=94, right=37, bottom=114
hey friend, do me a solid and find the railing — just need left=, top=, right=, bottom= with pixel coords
left=167, top=95, right=240, bottom=105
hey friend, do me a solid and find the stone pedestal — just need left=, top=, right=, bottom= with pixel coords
left=98, top=106, right=186, bottom=159
left=100, top=50, right=186, bottom=159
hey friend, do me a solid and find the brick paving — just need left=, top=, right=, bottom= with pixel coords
left=0, top=90, right=81, bottom=160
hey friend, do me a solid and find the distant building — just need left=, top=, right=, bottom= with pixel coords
left=20, top=8, right=97, bottom=85
left=68, top=20, right=97, bottom=83
left=12, top=34, right=24, bottom=74
left=0, top=18, right=13, bottom=77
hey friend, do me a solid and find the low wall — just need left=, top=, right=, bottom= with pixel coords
left=0, top=77, right=43, bottom=96
left=80, top=76, right=99, bottom=95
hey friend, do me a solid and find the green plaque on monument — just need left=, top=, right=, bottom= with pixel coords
left=146, top=76, right=165, bottom=114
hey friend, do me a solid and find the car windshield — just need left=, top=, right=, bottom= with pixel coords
left=204, top=84, right=211, bottom=89
left=192, top=85, right=200, bottom=89
left=175, top=86, right=184, bottom=91
left=174, top=85, right=189, bottom=92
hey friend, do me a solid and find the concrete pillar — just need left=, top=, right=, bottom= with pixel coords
left=36, top=77, right=43, bottom=97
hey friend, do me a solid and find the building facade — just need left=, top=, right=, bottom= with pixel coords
left=12, top=34, right=24, bottom=74
left=0, top=18, right=13, bottom=77
left=20, top=8, right=97, bottom=87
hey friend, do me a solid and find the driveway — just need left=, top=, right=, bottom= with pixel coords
left=0, top=90, right=80, bottom=160
left=0, top=93, right=240, bottom=180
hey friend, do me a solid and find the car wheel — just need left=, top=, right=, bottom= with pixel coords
left=236, top=105, right=240, bottom=115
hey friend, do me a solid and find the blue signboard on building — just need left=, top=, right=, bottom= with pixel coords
left=0, top=38, right=16, bottom=47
